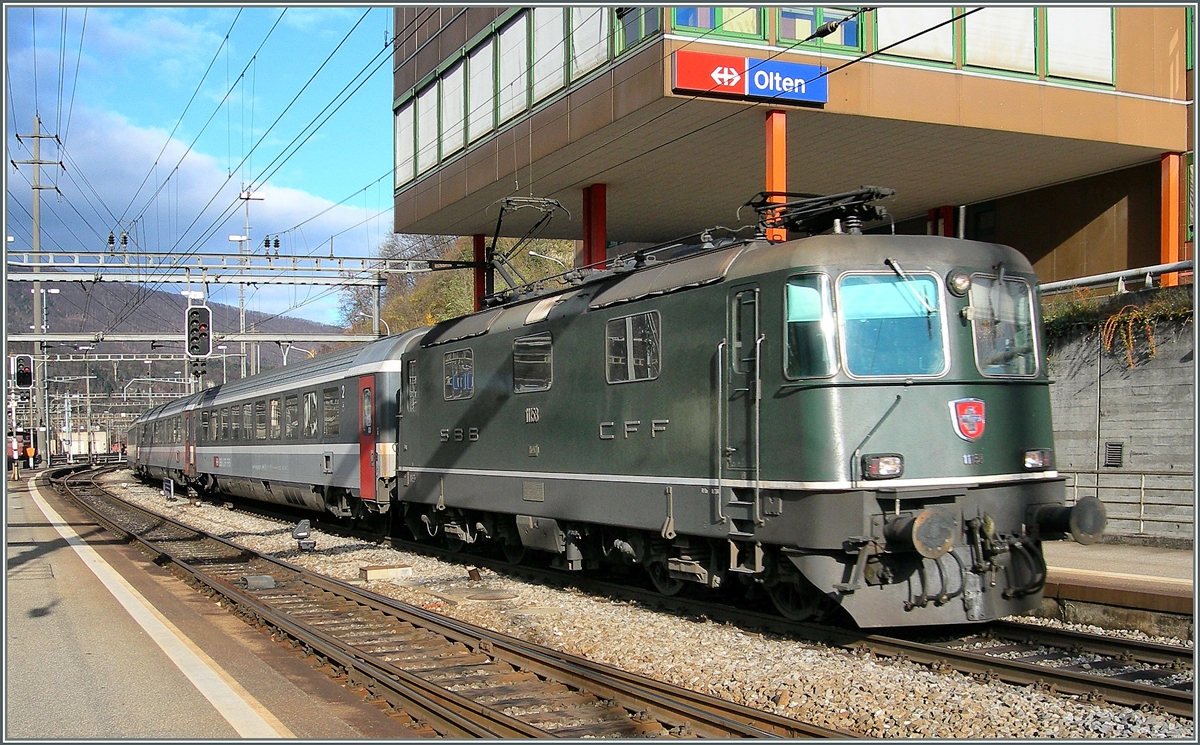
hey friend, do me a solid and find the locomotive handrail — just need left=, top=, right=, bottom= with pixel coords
left=715, top=339, right=727, bottom=524
left=753, top=333, right=765, bottom=525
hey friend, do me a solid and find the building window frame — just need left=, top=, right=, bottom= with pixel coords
left=777, top=7, right=864, bottom=52
left=616, top=7, right=662, bottom=55
left=672, top=7, right=765, bottom=41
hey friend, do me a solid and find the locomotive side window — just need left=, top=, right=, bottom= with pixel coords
left=284, top=395, right=299, bottom=439
left=606, top=311, right=661, bottom=383
left=269, top=398, right=282, bottom=440
left=303, top=391, right=318, bottom=438
left=513, top=332, right=552, bottom=393
left=968, top=274, right=1038, bottom=377
left=444, top=349, right=474, bottom=400
left=254, top=401, right=267, bottom=441
left=839, top=273, right=947, bottom=377
left=784, top=274, right=837, bottom=378
left=322, top=388, right=340, bottom=436
left=361, top=388, right=373, bottom=434
left=406, top=360, right=418, bottom=411
left=732, top=291, right=758, bottom=374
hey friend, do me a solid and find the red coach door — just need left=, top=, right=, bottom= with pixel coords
left=358, top=376, right=375, bottom=502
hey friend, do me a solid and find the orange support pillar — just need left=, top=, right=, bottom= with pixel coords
left=473, top=234, right=487, bottom=311
left=765, top=110, right=787, bottom=242
left=1160, top=153, right=1182, bottom=287
left=582, top=184, right=607, bottom=268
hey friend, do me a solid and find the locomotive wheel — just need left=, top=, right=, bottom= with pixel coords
left=647, top=560, right=684, bottom=596
left=765, top=577, right=820, bottom=621
left=502, top=539, right=526, bottom=565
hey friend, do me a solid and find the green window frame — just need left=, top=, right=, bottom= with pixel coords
left=673, top=7, right=765, bottom=40
left=962, top=6, right=1037, bottom=77
left=616, top=7, right=661, bottom=54
left=778, top=7, right=863, bottom=51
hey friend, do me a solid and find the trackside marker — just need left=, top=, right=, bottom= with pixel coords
left=27, top=478, right=292, bottom=738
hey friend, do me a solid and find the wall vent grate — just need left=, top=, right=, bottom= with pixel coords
left=1103, top=441, right=1124, bottom=468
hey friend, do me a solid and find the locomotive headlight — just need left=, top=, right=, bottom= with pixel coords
left=1023, top=448, right=1053, bottom=470
left=946, top=270, right=972, bottom=296
left=862, top=454, right=904, bottom=479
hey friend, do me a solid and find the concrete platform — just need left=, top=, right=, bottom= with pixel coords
left=1042, top=540, right=1194, bottom=616
left=5, top=470, right=415, bottom=739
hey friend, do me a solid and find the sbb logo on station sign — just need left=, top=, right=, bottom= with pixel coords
left=673, top=50, right=828, bottom=104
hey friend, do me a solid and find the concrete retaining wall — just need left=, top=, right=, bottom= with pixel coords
left=1047, top=316, right=1194, bottom=539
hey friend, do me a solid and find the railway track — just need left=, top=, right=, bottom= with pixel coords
left=179, top=480, right=1195, bottom=720
left=52, top=467, right=853, bottom=738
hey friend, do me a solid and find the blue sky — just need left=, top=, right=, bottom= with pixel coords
left=5, top=5, right=397, bottom=324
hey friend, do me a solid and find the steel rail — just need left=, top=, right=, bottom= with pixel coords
left=988, top=619, right=1194, bottom=668
left=53, top=468, right=854, bottom=739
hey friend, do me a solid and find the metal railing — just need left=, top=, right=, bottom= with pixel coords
left=1062, top=469, right=1194, bottom=536
left=47, top=453, right=127, bottom=467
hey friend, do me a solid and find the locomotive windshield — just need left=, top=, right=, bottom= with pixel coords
left=839, top=273, right=947, bottom=377
left=968, top=273, right=1038, bottom=377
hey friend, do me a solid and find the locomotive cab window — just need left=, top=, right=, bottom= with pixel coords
left=513, top=331, right=552, bottom=393
left=444, top=349, right=474, bottom=400
left=968, top=273, right=1038, bottom=377
left=839, top=272, right=947, bottom=377
left=785, top=274, right=837, bottom=378
left=606, top=311, right=661, bottom=383
left=361, top=388, right=373, bottom=435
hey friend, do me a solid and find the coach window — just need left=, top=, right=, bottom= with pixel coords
left=784, top=274, right=837, bottom=378
left=284, top=395, right=299, bottom=439
left=513, top=332, right=552, bottom=393
left=361, top=388, right=373, bottom=435
left=173, top=417, right=181, bottom=443
left=838, top=272, right=947, bottom=378
left=231, top=405, right=241, bottom=440
left=218, top=408, right=228, bottom=440
left=254, top=401, right=267, bottom=440
left=606, top=311, right=661, bottom=383
left=201, top=412, right=210, bottom=442
left=268, top=398, right=282, bottom=439
left=241, top=403, right=251, bottom=440
left=322, top=387, right=340, bottom=436
left=444, top=349, right=474, bottom=400
left=303, top=391, right=318, bottom=438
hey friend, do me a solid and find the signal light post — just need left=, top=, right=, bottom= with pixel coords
left=186, top=305, right=212, bottom=384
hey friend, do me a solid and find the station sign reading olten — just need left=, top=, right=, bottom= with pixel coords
left=673, top=50, right=828, bottom=105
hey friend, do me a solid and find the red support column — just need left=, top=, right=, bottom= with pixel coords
left=1161, top=153, right=1182, bottom=287
left=765, top=110, right=787, bottom=242
left=582, top=184, right=607, bottom=268
left=927, top=207, right=956, bottom=237
left=473, top=234, right=487, bottom=311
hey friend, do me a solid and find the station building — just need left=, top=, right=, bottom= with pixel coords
left=391, top=6, right=1193, bottom=288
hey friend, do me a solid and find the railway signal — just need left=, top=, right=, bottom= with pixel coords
left=186, top=305, right=212, bottom=358
left=15, top=354, right=34, bottom=389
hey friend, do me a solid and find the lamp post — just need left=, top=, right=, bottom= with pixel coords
left=78, top=345, right=94, bottom=461
left=529, top=250, right=568, bottom=271
left=356, top=312, right=390, bottom=336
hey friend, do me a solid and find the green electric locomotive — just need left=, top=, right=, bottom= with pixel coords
left=131, top=188, right=1104, bottom=628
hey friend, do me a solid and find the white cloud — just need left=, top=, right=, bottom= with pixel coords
left=7, top=103, right=388, bottom=324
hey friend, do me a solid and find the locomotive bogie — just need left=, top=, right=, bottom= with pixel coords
left=128, top=231, right=1103, bottom=628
